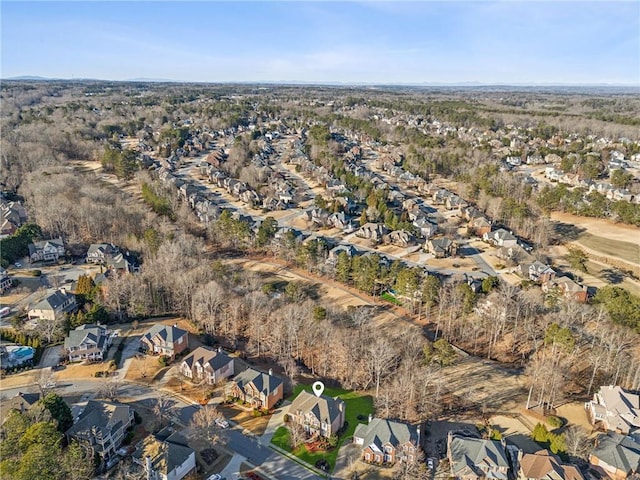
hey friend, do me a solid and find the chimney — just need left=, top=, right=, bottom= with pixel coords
left=368, top=413, right=373, bottom=423
left=217, top=346, right=222, bottom=353
left=145, top=456, right=153, bottom=480
left=173, top=323, right=177, bottom=328
left=416, top=424, right=421, bottom=440
left=268, top=368, right=273, bottom=376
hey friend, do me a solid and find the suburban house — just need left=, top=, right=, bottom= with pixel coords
left=3, top=392, right=41, bottom=417
left=66, top=400, right=135, bottom=461
left=230, top=368, right=284, bottom=410
left=468, top=216, right=492, bottom=237
left=0, top=267, right=12, bottom=293
left=585, top=386, right=640, bottom=435
left=179, top=347, right=234, bottom=385
left=27, top=288, right=77, bottom=322
left=426, top=238, right=457, bottom=258
left=448, top=432, right=510, bottom=480
left=413, top=217, right=438, bottom=239
left=519, top=261, right=556, bottom=284
left=86, top=243, right=138, bottom=273
left=353, top=416, right=421, bottom=465
left=517, top=450, right=584, bottom=480
left=64, top=324, right=111, bottom=362
left=383, top=230, right=415, bottom=247
left=356, top=223, right=389, bottom=243
left=28, top=238, right=65, bottom=263
left=589, top=432, right=640, bottom=479
left=327, top=244, right=359, bottom=266
left=543, top=276, right=588, bottom=303
left=287, top=390, right=346, bottom=438
left=483, top=229, right=518, bottom=248
left=133, top=427, right=196, bottom=480
left=140, top=324, right=189, bottom=360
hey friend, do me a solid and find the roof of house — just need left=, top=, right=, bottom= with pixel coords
left=181, top=347, right=232, bottom=372
left=142, top=324, right=188, bottom=346
left=492, top=228, right=517, bottom=241
left=64, top=324, right=108, bottom=350
left=30, top=238, right=64, bottom=252
left=289, top=390, right=345, bottom=426
left=593, top=386, right=640, bottom=434
left=133, top=430, right=194, bottom=476
left=520, top=450, right=583, bottom=480
left=66, top=400, right=132, bottom=440
left=87, top=243, right=118, bottom=257
left=233, top=367, right=283, bottom=396
left=449, top=434, right=509, bottom=479
left=591, top=432, right=640, bottom=474
left=31, top=289, right=75, bottom=313
left=429, top=238, right=453, bottom=250
left=353, top=418, right=419, bottom=454
left=3, top=392, right=41, bottom=413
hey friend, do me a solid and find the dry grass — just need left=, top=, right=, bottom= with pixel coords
left=124, top=354, right=165, bottom=383
left=54, top=361, right=111, bottom=380
left=218, top=403, right=271, bottom=436
left=0, top=370, right=38, bottom=389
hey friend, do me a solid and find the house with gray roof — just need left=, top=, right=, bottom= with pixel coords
left=64, top=324, right=111, bottom=362
left=589, top=432, right=640, bottom=479
left=66, top=400, right=135, bottom=461
left=132, top=427, right=196, bottom=480
left=426, top=237, right=456, bottom=258
left=140, top=324, right=189, bottom=360
left=28, top=288, right=77, bottom=322
left=179, top=347, right=234, bottom=385
left=230, top=367, right=283, bottom=410
left=288, top=390, right=345, bottom=438
left=448, top=432, right=510, bottom=480
left=28, top=238, right=65, bottom=263
left=483, top=228, right=518, bottom=248
left=86, top=243, right=138, bottom=273
left=353, top=416, right=421, bottom=465
left=586, top=386, right=640, bottom=435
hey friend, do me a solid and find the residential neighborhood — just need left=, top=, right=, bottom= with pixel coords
left=1, top=74, right=640, bottom=480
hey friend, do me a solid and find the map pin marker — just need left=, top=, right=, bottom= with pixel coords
left=312, top=381, right=325, bottom=397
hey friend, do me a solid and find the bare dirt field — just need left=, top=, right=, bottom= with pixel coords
left=439, top=356, right=528, bottom=416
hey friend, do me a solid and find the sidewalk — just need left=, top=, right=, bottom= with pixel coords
left=218, top=453, right=246, bottom=480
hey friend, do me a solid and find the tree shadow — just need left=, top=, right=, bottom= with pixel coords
left=599, top=268, right=625, bottom=284
left=551, top=222, right=586, bottom=243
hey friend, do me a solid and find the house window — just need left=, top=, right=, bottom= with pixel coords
left=365, top=453, right=371, bottom=461
left=177, top=336, right=183, bottom=344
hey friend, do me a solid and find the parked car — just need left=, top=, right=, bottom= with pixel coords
left=427, top=458, right=435, bottom=471
left=14, top=263, right=21, bottom=268
left=207, top=474, right=222, bottom=480
left=215, top=417, right=229, bottom=429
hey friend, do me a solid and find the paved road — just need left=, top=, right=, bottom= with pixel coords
left=226, top=428, right=322, bottom=480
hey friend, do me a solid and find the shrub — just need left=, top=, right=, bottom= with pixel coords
left=29, top=270, right=42, bottom=277
left=158, top=355, right=169, bottom=367
left=546, top=415, right=563, bottom=428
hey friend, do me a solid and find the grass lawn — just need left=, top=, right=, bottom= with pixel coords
left=381, top=292, right=402, bottom=305
left=272, top=385, right=374, bottom=472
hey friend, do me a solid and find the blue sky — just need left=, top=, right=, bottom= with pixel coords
left=2, top=1, right=639, bottom=85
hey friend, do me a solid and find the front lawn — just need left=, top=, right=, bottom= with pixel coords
left=272, top=385, right=374, bottom=472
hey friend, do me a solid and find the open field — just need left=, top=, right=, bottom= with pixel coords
left=550, top=211, right=640, bottom=246
left=575, top=233, right=639, bottom=266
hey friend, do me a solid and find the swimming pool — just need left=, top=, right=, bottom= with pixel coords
left=9, top=346, right=34, bottom=359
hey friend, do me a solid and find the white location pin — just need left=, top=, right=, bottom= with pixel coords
left=312, top=381, right=325, bottom=397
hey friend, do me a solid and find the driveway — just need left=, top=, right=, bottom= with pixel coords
left=39, top=345, right=62, bottom=368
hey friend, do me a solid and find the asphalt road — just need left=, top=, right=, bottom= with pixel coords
left=226, top=429, right=323, bottom=480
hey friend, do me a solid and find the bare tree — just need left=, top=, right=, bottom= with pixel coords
left=564, top=425, right=591, bottom=460
left=189, top=405, right=225, bottom=445
left=153, top=393, right=173, bottom=428
left=99, top=378, right=121, bottom=402
left=287, top=421, right=306, bottom=451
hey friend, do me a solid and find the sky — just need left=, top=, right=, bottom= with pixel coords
left=1, top=1, right=639, bottom=85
